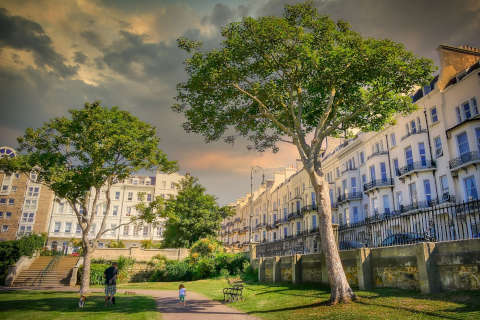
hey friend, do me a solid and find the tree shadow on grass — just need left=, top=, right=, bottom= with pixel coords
left=0, top=291, right=155, bottom=314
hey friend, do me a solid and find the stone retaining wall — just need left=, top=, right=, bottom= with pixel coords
left=252, top=239, right=480, bottom=293
left=91, top=247, right=189, bottom=261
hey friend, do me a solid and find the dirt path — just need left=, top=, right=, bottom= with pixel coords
left=0, top=286, right=260, bottom=320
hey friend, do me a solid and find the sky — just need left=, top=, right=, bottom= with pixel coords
left=1, top=0, right=479, bottom=205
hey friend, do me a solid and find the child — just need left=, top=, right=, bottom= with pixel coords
left=178, top=284, right=186, bottom=306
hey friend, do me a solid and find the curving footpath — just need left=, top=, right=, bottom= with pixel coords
left=0, top=286, right=260, bottom=320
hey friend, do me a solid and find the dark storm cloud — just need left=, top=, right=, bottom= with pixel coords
left=73, top=51, right=88, bottom=64
left=0, top=8, right=77, bottom=77
left=101, top=30, right=187, bottom=81
left=80, top=30, right=104, bottom=48
left=258, top=0, right=480, bottom=63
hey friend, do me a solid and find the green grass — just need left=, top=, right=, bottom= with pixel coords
left=119, top=279, right=480, bottom=319
left=0, top=290, right=160, bottom=320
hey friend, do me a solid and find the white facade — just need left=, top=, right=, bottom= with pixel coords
left=46, top=171, right=184, bottom=253
left=221, top=44, right=480, bottom=251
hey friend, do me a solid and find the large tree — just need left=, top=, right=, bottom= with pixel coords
left=173, top=2, right=434, bottom=303
left=1, top=102, right=176, bottom=294
left=147, top=175, right=232, bottom=248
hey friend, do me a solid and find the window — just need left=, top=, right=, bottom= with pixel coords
left=137, top=193, right=143, bottom=201
left=440, top=175, right=449, bottom=197
left=2, top=225, right=8, bottom=232
left=312, top=215, right=317, bottom=229
left=405, top=146, right=413, bottom=166
left=369, top=165, right=375, bottom=181
left=464, top=176, right=478, bottom=201
left=127, top=192, right=133, bottom=201
left=342, top=180, right=347, bottom=194
left=393, top=158, right=399, bottom=175
left=171, top=182, right=175, bottom=189
left=22, top=213, right=34, bottom=223
left=463, top=101, right=472, bottom=119
left=30, top=173, right=37, bottom=182
left=336, top=167, right=340, bottom=177
left=0, top=212, right=3, bottom=218
left=419, top=142, right=426, bottom=166
left=143, top=226, right=149, bottom=236
left=409, top=182, right=418, bottom=204
left=456, top=106, right=462, bottom=123
left=434, top=136, right=443, bottom=157
left=457, top=132, right=470, bottom=156
left=362, top=174, right=366, bottom=185
left=283, top=227, right=288, bottom=238
left=111, top=224, right=117, bottom=235
left=156, top=227, right=162, bottom=236
left=115, top=192, right=120, bottom=200
left=65, top=222, right=72, bottom=233
left=360, top=151, right=365, bottom=164
left=296, top=221, right=301, bottom=235
left=8, top=199, right=14, bottom=205
left=6, top=212, right=11, bottom=218
left=58, top=202, right=64, bottom=213
left=11, top=186, right=16, bottom=192
left=423, top=179, right=432, bottom=204
left=472, top=97, right=479, bottom=114
left=476, top=128, right=480, bottom=151
left=147, top=194, right=152, bottom=202
left=0, top=198, right=5, bottom=204
left=396, top=192, right=403, bottom=209
left=126, top=207, right=131, bottom=216
left=112, top=206, right=118, bottom=216
left=54, top=222, right=61, bottom=233
left=351, top=177, right=357, bottom=193
left=410, top=120, right=417, bottom=133
left=352, top=207, right=359, bottom=223
left=76, top=224, right=81, bottom=234
left=123, top=225, right=129, bottom=236
left=431, top=107, right=438, bottom=123
left=27, top=187, right=39, bottom=197
left=383, top=195, right=390, bottom=214
left=390, top=133, right=396, bottom=146
left=380, top=162, right=387, bottom=181
left=1, top=185, right=8, bottom=192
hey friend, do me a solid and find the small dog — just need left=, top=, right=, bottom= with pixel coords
left=78, top=295, right=86, bottom=308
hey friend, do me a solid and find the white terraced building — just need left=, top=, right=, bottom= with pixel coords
left=221, top=44, right=480, bottom=253
left=46, top=171, right=184, bottom=253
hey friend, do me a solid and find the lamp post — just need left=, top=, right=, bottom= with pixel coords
left=249, top=165, right=264, bottom=244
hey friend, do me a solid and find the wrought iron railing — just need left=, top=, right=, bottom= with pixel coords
left=401, top=128, right=427, bottom=141
left=449, top=151, right=480, bottom=170
left=363, top=178, right=394, bottom=191
left=397, top=160, right=435, bottom=177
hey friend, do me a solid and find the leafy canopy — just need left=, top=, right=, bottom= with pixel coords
left=159, top=175, right=233, bottom=248
left=174, top=2, right=434, bottom=169
left=4, top=101, right=177, bottom=206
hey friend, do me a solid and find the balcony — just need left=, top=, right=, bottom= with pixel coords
left=367, top=151, right=388, bottom=160
left=302, top=204, right=318, bottom=212
left=341, top=167, right=357, bottom=175
left=401, top=128, right=427, bottom=141
left=449, top=151, right=480, bottom=173
left=287, top=212, right=303, bottom=221
left=337, top=192, right=363, bottom=204
left=396, top=160, right=435, bottom=179
left=363, top=178, right=394, bottom=192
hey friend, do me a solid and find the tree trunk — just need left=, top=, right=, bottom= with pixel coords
left=307, top=169, right=356, bottom=304
left=80, top=247, right=92, bottom=295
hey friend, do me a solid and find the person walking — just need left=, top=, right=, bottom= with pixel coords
left=104, top=262, right=118, bottom=305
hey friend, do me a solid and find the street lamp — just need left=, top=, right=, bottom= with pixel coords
left=249, top=165, right=264, bottom=244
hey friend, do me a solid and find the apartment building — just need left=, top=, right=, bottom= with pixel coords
left=221, top=44, right=480, bottom=252
left=0, top=146, right=55, bottom=240
left=46, top=171, right=184, bottom=253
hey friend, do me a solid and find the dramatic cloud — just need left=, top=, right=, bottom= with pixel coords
left=0, top=8, right=77, bottom=77
left=0, top=0, right=479, bottom=204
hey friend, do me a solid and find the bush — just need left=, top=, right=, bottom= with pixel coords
left=0, top=234, right=45, bottom=284
left=192, top=257, right=216, bottom=280
left=107, top=240, right=125, bottom=248
left=190, top=237, right=223, bottom=258
left=213, top=252, right=248, bottom=275
left=89, top=263, right=110, bottom=285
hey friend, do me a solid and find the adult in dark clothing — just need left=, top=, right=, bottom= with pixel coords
left=104, top=262, right=118, bottom=305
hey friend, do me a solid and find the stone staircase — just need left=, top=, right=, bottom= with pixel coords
left=12, top=256, right=79, bottom=287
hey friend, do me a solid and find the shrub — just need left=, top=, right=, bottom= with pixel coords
left=0, top=234, right=46, bottom=284
left=190, top=237, right=223, bottom=258
left=89, top=263, right=110, bottom=285
left=164, top=260, right=193, bottom=281
left=213, top=252, right=248, bottom=275
left=192, top=257, right=215, bottom=280
left=108, top=240, right=126, bottom=248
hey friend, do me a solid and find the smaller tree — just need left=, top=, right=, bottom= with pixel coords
left=137, top=175, right=232, bottom=248
left=1, top=102, right=176, bottom=294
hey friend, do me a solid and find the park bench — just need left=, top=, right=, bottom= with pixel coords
left=223, top=278, right=245, bottom=302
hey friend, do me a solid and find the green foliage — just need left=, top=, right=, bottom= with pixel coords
left=107, top=240, right=126, bottom=248
left=140, top=240, right=162, bottom=249
left=0, top=234, right=45, bottom=284
left=189, top=237, right=224, bottom=258
left=159, top=175, right=233, bottom=248
left=192, top=257, right=216, bottom=280
left=81, top=256, right=135, bottom=285
left=89, top=263, right=110, bottom=285
left=174, top=1, right=434, bottom=167
left=116, top=256, right=135, bottom=281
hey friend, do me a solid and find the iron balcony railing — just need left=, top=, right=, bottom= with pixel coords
left=396, top=160, right=435, bottom=177
left=363, top=178, right=394, bottom=192
left=449, top=151, right=480, bottom=170
left=401, top=128, right=427, bottom=141
left=302, top=204, right=318, bottom=212
left=337, top=192, right=363, bottom=203
left=287, top=211, right=303, bottom=221
left=367, top=151, right=388, bottom=160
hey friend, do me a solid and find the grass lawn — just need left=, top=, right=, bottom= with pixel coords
left=0, top=290, right=159, bottom=320
left=119, top=279, right=480, bottom=320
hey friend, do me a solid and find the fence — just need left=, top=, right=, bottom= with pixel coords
left=255, top=200, right=480, bottom=258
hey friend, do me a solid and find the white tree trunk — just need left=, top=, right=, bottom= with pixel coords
left=80, top=243, right=93, bottom=295
left=307, top=168, right=356, bottom=304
